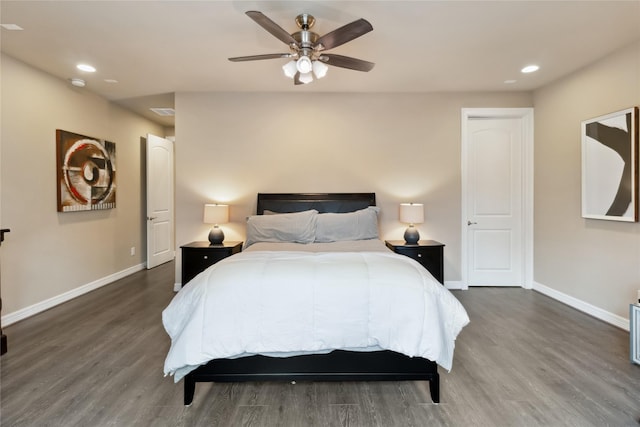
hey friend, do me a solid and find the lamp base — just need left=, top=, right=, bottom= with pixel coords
left=403, top=226, right=420, bottom=244
left=208, top=227, right=224, bottom=245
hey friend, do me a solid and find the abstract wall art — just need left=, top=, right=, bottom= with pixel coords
left=581, top=107, right=638, bottom=222
left=56, top=129, right=116, bottom=212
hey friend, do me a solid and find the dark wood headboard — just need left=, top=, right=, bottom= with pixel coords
left=257, top=193, right=376, bottom=214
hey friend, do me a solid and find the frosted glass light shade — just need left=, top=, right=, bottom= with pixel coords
left=296, top=56, right=313, bottom=74
left=399, top=203, right=424, bottom=224
left=282, top=60, right=297, bottom=78
left=204, top=204, right=229, bottom=225
left=312, top=60, right=328, bottom=78
left=299, top=72, right=313, bottom=84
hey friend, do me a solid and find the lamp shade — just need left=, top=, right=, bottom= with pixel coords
left=203, top=204, right=229, bottom=225
left=399, top=203, right=424, bottom=224
left=298, top=72, right=313, bottom=84
left=282, top=60, right=297, bottom=78
left=296, top=56, right=313, bottom=74
left=312, top=60, right=328, bottom=79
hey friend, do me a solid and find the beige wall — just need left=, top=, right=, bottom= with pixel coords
left=174, top=91, right=532, bottom=285
left=533, top=40, right=640, bottom=320
left=0, top=54, right=164, bottom=318
left=5, top=39, right=636, bottom=327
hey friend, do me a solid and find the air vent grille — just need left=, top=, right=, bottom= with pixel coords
left=150, top=108, right=175, bottom=116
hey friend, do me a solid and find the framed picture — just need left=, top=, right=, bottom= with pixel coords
left=56, top=129, right=116, bottom=212
left=581, top=107, right=638, bottom=222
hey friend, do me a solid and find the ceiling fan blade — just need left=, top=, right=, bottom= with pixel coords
left=315, top=18, right=373, bottom=51
left=321, top=54, right=375, bottom=72
left=245, top=11, right=298, bottom=46
left=228, top=53, right=291, bottom=62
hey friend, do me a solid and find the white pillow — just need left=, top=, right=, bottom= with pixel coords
left=245, top=209, right=318, bottom=248
left=315, top=206, right=380, bottom=243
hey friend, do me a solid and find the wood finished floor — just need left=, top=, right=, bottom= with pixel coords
left=1, top=261, right=639, bottom=426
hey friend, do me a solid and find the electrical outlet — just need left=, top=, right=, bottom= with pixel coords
left=130, top=246, right=136, bottom=256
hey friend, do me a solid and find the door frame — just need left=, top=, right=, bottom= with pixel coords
left=461, top=108, right=534, bottom=290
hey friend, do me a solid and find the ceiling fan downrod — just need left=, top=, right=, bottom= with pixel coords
left=295, top=13, right=315, bottom=30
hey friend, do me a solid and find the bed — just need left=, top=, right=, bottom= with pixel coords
left=163, top=193, right=469, bottom=405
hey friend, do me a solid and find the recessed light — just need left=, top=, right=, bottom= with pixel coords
left=521, top=65, right=539, bottom=74
left=77, top=64, right=96, bottom=73
left=70, top=78, right=86, bottom=88
left=1, top=24, right=23, bottom=31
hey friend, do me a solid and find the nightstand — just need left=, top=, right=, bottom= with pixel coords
left=181, top=241, right=242, bottom=285
left=385, top=240, right=445, bottom=284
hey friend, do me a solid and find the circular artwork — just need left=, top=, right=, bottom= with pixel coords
left=62, top=138, right=115, bottom=207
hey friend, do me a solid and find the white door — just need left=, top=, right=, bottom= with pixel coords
left=146, top=134, right=175, bottom=269
left=461, top=109, right=533, bottom=288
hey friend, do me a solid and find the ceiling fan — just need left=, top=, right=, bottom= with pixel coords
left=228, top=11, right=375, bottom=85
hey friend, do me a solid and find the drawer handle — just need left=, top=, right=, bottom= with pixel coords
left=417, top=254, right=422, bottom=258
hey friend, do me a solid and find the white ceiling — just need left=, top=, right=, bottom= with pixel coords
left=2, top=1, right=639, bottom=127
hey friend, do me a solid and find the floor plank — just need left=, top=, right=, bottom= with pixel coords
left=1, top=262, right=639, bottom=426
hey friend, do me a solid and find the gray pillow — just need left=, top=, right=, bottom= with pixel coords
left=245, top=209, right=318, bottom=248
left=315, top=206, right=380, bottom=243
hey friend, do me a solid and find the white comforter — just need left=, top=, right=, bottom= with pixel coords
left=163, top=242, right=469, bottom=382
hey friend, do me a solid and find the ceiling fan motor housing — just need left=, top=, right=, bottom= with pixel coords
left=293, top=31, right=319, bottom=51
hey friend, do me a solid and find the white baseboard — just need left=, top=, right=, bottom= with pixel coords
left=533, top=280, right=629, bottom=331
left=4, top=270, right=627, bottom=333
left=445, top=280, right=464, bottom=290
left=2, top=263, right=146, bottom=327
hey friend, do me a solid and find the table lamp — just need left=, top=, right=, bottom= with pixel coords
left=204, top=204, right=229, bottom=244
left=400, top=203, right=424, bottom=244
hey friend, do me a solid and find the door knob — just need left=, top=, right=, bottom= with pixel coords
left=147, top=216, right=157, bottom=221
left=467, top=221, right=477, bottom=226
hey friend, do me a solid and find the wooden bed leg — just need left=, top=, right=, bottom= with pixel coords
left=429, top=373, right=440, bottom=404
left=184, top=374, right=195, bottom=406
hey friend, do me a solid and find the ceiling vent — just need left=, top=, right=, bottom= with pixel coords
left=150, top=108, right=175, bottom=116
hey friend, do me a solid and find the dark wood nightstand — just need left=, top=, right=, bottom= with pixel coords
left=385, top=240, right=445, bottom=284
left=181, top=241, right=242, bottom=285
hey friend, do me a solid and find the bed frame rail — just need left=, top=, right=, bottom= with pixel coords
left=185, top=350, right=439, bottom=405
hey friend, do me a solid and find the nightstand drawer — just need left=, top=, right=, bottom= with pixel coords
left=394, top=246, right=435, bottom=265
left=385, top=240, right=444, bottom=284
left=183, top=251, right=228, bottom=280
left=181, top=241, right=242, bottom=285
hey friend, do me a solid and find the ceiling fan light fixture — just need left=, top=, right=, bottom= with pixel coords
left=299, top=72, right=314, bottom=84
left=296, top=56, right=313, bottom=74
left=312, top=60, right=328, bottom=79
left=282, top=60, right=297, bottom=78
